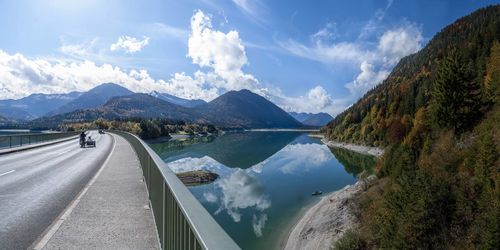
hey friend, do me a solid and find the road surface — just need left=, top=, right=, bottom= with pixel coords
left=0, top=131, right=113, bottom=250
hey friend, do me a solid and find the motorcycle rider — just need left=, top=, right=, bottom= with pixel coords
left=79, top=131, right=86, bottom=146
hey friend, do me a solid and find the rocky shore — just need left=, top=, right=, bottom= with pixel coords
left=284, top=176, right=377, bottom=250
left=176, top=170, right=219, bottom=186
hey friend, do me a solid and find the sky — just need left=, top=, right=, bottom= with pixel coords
left=0, top=0, right=498, bottom=116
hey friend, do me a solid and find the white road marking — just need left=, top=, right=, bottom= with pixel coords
left=0, top=170, right=15, bottom=177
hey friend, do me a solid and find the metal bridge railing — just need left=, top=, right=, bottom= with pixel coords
left=0, top=132, right=79, bottom=149
left=110, top=130, right=240, bottom=250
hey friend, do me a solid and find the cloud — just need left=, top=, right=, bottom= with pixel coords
left=188, top=10, right=262, bottom=93
left=279, top=39, right=370, bottom=65
left=0, top=10, right=342, bottom=116
left=311, top=21, right=338, bottom=45
left=358, top=0, right=394, bottom=39
left=280, top=20, right=423, bottom=98
left=0, top=49, right=218, bottom=100
left=60, top=38, right=100, bottom=58
left=110, top=36, right=150, bottom=54
left=345, top=61, right=390, bottom=95
left=377, top=23, right=423, bottom=66
left=148, top=23, right=188, bottom=41
left=231, top=0, right=266, bottom=20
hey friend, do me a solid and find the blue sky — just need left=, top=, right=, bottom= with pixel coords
left=0, top=0, right=498, bottom=115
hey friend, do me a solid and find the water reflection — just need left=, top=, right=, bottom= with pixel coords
left=149, top=132, right=300, bottom=168
left=328, top=146, right=377, bottom=177
left=150, top=132, right=376, bottom=249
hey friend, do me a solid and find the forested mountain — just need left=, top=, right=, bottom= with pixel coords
left=0, top=92, right=82, bottom=120
left=48, top=83, right=133, bottom=115
left=33, top=93, right=202, bottom=126
left=325, top=6, right=500, bottom=249
left=150, top=91, right=206, bottom=108
left=198, top=89, right=303, bottom=128
left=31, top=89, right=303, bottom=129
left=103, top=93, right=200, bottom=121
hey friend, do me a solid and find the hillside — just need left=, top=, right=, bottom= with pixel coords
left=324, top=6, right=500, bottom=249
left=48, top=83, right=133, bottom=115
left=198, top=89, right=303, bottom=128
left=324, top=5, right=500, bottom=147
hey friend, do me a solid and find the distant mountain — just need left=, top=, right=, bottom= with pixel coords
left=0, top=92, right=82, bottom=120
left=103, top=93, right=199, bottom=121
left=0, top=114, right=9, bottom=124
left=288, top=112, right=313, bottom=123
left=150, top=91, right=206, bottom=108
left=33, top=89, right=304, bottom=129
left=302, top=113, right=333, bottom=127
left=34, top=93, right=202, bottom=126
left=48, top=83, right=133, bottom=115
left=198, top=89, right=303, bottom=128
left=289, top=112, right=333, bottom=127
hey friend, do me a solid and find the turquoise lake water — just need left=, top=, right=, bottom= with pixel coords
left=149, top=131, right=376, bottom=249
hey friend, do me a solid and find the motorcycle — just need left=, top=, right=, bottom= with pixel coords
left=80, top=137, right=86, bottom=148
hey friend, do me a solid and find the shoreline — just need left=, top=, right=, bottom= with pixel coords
left=321, top=138, right=384, bottom=158
left=279, top=196, right=323, bottom=249
left=284, top=176, right=376, bottom=250
left=246, top=128, right=320, bottom=132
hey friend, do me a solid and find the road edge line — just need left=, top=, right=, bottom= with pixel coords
left=30, top=134, right=117, bottom=250
left=0, top=136, right=78, bottom=156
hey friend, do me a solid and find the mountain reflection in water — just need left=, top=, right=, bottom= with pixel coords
left=149, top=132, right=376, bottom=250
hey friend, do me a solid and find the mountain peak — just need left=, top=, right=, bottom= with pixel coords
left=199, top=89, right=302, bottom=129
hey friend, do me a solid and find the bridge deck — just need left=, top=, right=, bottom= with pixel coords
left=37, top=134, right=159, bottom=249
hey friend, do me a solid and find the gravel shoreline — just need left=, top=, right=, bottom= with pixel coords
left=284, top=136, right=383, bottom=249
left=284, top=176, right=377, bottom=250
left=321, top=138, right=384, bottom=158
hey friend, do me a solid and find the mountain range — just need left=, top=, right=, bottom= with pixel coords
left=0, top=92, right=82, bottom=120
left=289, top=112, right=333, bottom=127
left=150, top=91, right=206, bottom=108
left=6, top=83, right=325, bottom=129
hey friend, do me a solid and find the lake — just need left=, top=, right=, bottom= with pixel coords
left=149, top=131, right=376, bottom=250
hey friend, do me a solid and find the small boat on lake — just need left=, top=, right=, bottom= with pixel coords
left=312, top=191, right=323, bottom=196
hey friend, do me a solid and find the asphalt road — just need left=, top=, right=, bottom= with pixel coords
left=0, top=131, right=114, bottom=250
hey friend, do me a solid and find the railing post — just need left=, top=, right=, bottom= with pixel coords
left=162, top=181, right=165, bottom=249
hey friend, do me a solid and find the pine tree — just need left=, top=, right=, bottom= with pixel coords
left=431, top=50, right=482, bottom=132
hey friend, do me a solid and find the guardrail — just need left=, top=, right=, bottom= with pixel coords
left=0, top=132, right=79, bottom=149
left=109, top=130, right=240, bottom=250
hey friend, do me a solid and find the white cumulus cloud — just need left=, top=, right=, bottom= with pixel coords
left=188, top=10, right=262, bottom=93
left=0, top=10, right=342, bottom=116
left=110, top=36, right=150, bottom=54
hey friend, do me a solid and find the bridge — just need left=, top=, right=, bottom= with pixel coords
left=0, top=131, right=240, bottom=250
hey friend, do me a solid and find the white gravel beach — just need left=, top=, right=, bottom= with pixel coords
left=284, top=176, right=377, bottom=250
left=321, top=138, right=384, bottom=158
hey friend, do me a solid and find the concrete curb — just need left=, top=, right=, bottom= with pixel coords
left=0, top=136, right=78, bottom=156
